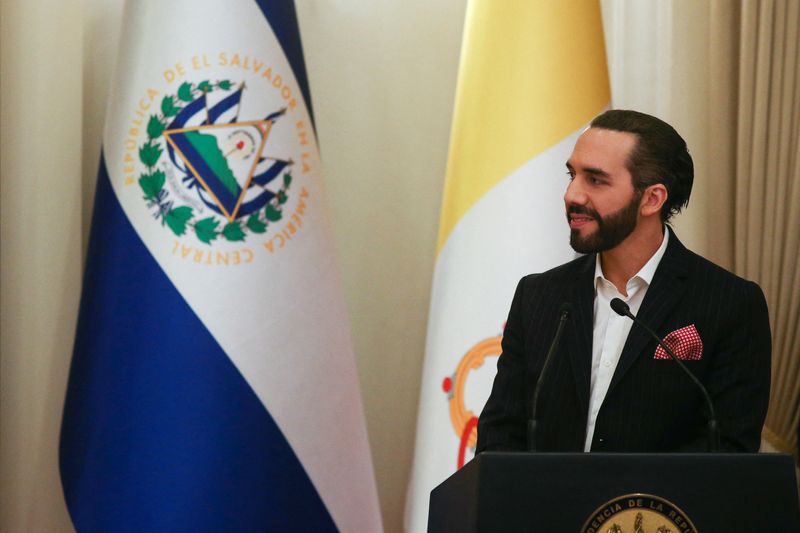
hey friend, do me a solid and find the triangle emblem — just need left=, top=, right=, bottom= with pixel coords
left=164, top=120, right=274, bottom=221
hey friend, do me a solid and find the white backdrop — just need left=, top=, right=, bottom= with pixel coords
left=1, top=1, right=716, bottom=531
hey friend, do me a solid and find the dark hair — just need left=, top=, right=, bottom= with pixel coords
left=590, top=109, right=693, bottom=222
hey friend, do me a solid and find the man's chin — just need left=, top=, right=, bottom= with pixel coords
left=569, top=230, right=603, bottom=254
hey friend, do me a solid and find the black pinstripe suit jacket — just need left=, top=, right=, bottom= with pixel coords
left=476, top=229, right=771, bottom=453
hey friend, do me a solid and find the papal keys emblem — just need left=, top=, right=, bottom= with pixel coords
left=442, top=333, right=502, bottom=468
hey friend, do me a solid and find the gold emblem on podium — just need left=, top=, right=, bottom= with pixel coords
left=580, top=494, right=698, bottom=533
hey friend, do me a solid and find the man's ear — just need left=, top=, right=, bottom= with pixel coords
left=640, top=184, right=668, bottom=217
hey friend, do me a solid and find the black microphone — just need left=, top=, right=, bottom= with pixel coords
left=528, top=302, right=573, bottom=452
left=610, top=297, right=720, bottom=452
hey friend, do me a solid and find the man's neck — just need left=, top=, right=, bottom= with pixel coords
left=599, top=222, right=665, bottom=296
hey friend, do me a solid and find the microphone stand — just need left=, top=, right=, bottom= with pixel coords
left=610, top=297, right=720, bottom=452
left=528, top=303, right=572, bottom=452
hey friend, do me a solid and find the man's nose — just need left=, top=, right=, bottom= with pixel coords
left=564, top=178, right=588, bottom=205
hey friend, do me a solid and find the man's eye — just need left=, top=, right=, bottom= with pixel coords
left=566, top=171, right=575, bottom=180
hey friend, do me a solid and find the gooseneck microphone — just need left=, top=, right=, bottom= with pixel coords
left=609, top=297, right=720, bottom=452
left=528, top=302, right=573, bottom=452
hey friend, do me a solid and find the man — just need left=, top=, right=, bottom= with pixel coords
left=476, top=110, right=771, bottom=453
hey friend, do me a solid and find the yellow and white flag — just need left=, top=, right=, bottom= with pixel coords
left=405, top=1, right=610, bottom=530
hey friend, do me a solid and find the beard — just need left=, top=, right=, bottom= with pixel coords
left=567, top=191, right=642, bottom=254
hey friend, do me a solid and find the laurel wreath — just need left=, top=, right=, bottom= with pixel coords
left=137, top=79, right=292, bottom=244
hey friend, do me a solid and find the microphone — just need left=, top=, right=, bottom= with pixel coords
left=609, top=298, right=720, bottom=452
left=528, top=302, right=573, bottom=452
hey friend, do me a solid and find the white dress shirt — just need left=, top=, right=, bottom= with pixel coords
left=583, top=229, right=669, bottom=451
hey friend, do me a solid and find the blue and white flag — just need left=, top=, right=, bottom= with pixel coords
left=59, top=2, right=383, bottom=531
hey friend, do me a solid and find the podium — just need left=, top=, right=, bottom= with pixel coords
left=428, top=452, right=800, bottom=532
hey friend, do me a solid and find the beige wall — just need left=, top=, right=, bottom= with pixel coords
left=296, top=2, right=467, bottom=529
left=1, top=0, right=83, bottom=531
left=1, top=2, right=719, bottom=532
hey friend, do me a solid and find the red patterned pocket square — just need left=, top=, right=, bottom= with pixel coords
left=654, top=324, right=703, bottom=360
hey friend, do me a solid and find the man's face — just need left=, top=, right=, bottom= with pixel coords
left=564, top=128, right=641, bottom=254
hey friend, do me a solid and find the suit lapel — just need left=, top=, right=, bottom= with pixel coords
left=607, top=228, right=691, bottom=393
left=565, top=255, right=595, bottom=413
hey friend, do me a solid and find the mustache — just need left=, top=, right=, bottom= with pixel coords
left=566, top=204, right=600, bottom=219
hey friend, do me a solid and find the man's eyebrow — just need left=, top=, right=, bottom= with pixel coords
left=583, top=166, right=610, bottom=177
left=565, top=162, right=610, bottom=178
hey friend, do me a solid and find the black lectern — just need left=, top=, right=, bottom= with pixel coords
left=428, top=452, right=800, bottom=532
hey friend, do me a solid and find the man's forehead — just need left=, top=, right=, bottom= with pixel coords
left=568, top=127, right=638, bottom=169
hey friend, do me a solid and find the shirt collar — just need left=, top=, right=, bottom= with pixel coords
left=594, top=227, right=670, bottom=288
